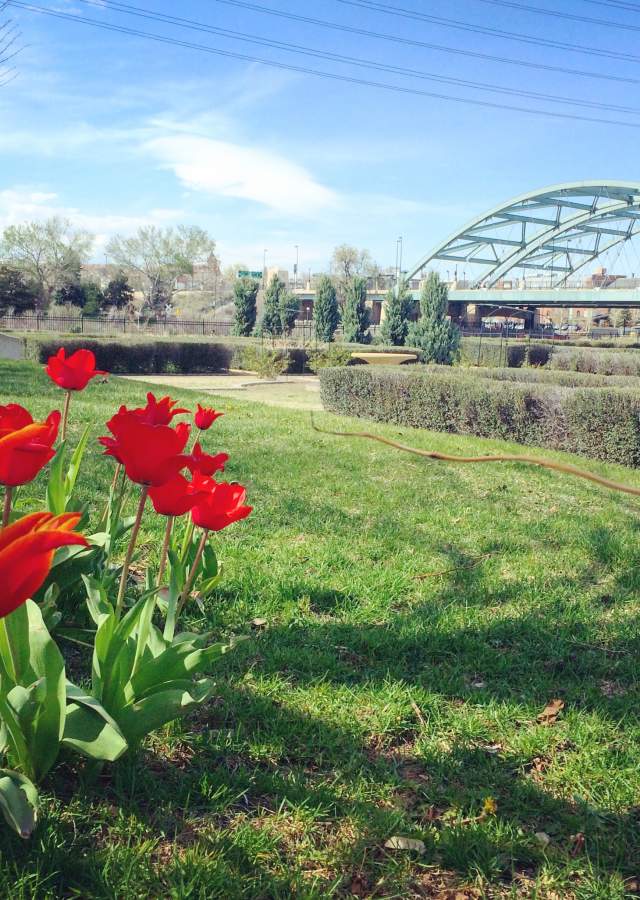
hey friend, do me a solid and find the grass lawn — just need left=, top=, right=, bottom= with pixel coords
left=1, top=358, right=639, bottom=899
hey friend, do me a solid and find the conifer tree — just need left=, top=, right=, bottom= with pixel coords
left=379, top=280, right=412, bottom=345
left=233, top=277, right=259, bottom=336
left=313, top=275, right=340, bottom=342
left=342, top=275, right=370, bottom=344
left=409, top=271, right=460, bottom=364
left=261, top=273, right=285, bottom=336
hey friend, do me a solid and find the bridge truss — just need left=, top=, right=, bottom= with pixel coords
left=405, top=181, right=640, bottom=288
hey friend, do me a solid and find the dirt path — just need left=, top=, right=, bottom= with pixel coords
left=123, top=373, right=322, bottom=411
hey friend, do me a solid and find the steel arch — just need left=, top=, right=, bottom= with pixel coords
left=405, top=181, right=640, bottom=288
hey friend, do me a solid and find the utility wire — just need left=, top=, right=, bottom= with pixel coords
left=205, top=0, right=640, bottom=86
left=335, top=0, right=640, bottom=62
left=52, top=0, right=640, bottom=115
left=11, top=1, right=640, bottom=128
left=582, top=0, right=640, bottom=11
left=472, top=0, right=640, bottom=32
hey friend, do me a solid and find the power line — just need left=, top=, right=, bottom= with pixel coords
left=472, top=0, right=640, bottom=32
left=11, top=0, right=640, bottom=129
left=54, top=0, right=640, bottom=115
left=205, top=0, right=640, bottom=86
left=335, top=0, right=640, bottom=62
left=582, top=0, right=640, bottom=11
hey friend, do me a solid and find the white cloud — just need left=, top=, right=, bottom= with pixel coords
left=144, top=134, right=337, bottom=217
left=0, top=188, right=183, bottom=252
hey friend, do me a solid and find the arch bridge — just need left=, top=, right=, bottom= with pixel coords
left=405, top=182, right=640, bottom=314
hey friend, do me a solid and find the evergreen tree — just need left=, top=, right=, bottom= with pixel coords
left=379, top=280, right=412, bottom=345
left=54, top=277, right=86, bottom=308
left=0, top=265, right=38, bottom=313
left=232, top=277, right=259, bottom=336
left=313, top=275, right=340, bottom=342
left=279, top=289, right=299, bottom=335
left=409, top=271, right=460, bottom=364
left=82, top=281, right=105, bottom=316
left=614, top=307, right=634, bottom=333
left=341, top=275, right=370, bottom=344
left=104, top=272, right=135, bottom=310
left=261, top=273, right=285, bottom=336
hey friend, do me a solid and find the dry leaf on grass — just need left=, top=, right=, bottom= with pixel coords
left=537, top=699, right=565, bottom=725
left=534, top=831, right=551, bottom=847
left=384, top=835, right=426, bottom=853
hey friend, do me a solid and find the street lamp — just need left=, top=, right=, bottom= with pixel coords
left=294, top=244, right=299, bottom=289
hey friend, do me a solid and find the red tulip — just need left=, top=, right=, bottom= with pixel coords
left=46, top=348, right=107, bottom=391
left=0, top=410, right=61, bottom=487
left=132, top=393, right=189, bottom=426
left=0, top=512, right=88, bottom=618
left=0, top=404, right=33, bottom=438
left=190, top=473, right=252, bottom=532
left=194, top=404, right=223, bottom=430
left=149, top=473, right=206, bottom=517
left=187, top=442, right=229, bottom=477
left=100, top=412, right=191, bottom=486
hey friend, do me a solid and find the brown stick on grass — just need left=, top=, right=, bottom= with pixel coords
left=310, top=418, right=640, bottom=498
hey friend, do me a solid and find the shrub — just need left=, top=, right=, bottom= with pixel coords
left=506, top=344, right=526, bottom=368
left=528, top=343, right=552, bottom=367
left=319, top=366, right=640, bottom=467
left=549, top=348, right=640, bottom=376
left=239, top=346, right=288, bottom=379
left=467, top=365, right=640, bottom=390
left=306, top=345, right=355, bottom=372
left=459, top=338, right=505, bottom=368
left=26, top=338, right=234, bottom=374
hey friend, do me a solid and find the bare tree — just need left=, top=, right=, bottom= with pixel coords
left=106, top=225, right=217, bottom=305
left=330, top=244, right=378, bottom=298
left=0, top=217, right=94, bottom=309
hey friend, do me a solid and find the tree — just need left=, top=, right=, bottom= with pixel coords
left=0, top=218, right=93, bottom=308
left=261, top=273, right=285, bottom=336
left=82, top=281, right=105, bottom=316
left=0, top=265, right=38, bottom=313
left=233, top=277, right=259, bottom=336
left=341, top=275, right=370, bottom=344
left=54, top=278, right=86, bottom=308
left=279, top=290, right=299, bottom=335
left=106, top=225, right=217, bottom=304
left=313, top=275, right=340, bottom=342
left=409, top=272, right=460, bottom=364
left=331, top=244, right=376, bottom=286
left=104, top=272, right=135, bottom=310
left=379, top=280, right=413, bottom=346
left=614, top=308, right=634, bottom=334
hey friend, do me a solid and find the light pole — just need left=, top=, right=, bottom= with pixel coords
left=263, top=249, right=268, bottom=285
left=294, top=244, right=299, bottom=289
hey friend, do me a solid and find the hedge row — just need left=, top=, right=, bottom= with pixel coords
left=319, top=366, right=640, bottom=467
left=27, top=338, right=236, bottom=374
left=465, top=365, right=640, bottom=389
left=22, top=335, right=423, bottom=375
left=547, top=347, right=640, bottom=376
left=460, top=338, right=552, bottom=369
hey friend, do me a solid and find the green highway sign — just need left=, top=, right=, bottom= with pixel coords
left=237, top=270, right=263, bottom=279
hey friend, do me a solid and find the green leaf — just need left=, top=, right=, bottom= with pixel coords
left=63, top=683, right=128, bottom=761
left=0, top=769, right=38, bottom=838
left=64, top=424, right=91, bottom=504
left=46, top=441, right=67, bottom=515
left=82, top=575, right=113, bottom=626
left=116, top=678, right=216, bottom=744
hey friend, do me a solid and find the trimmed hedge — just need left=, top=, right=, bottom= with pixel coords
left=466, top=365, right=640, bottom=389
left=27, top=338, right=234, bottom=374
left=548, top=348, right=640, bottom=376
left=319, top=365, right=640, bottom=467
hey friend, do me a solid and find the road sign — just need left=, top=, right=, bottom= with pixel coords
left=237, top=270, right=263, bottom=279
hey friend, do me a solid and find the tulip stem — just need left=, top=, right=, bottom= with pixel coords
left=177, top=528, right=208, bottom=617
left=61, top=391, right=72, bottom=442
left=157, top=516, right=174, bottom=587
left=115, top=485, right=148, bottom=618
left=2, top=487, right=12, bottom=528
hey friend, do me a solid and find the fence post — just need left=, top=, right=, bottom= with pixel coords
left=81, top=316, right=84, bottom=333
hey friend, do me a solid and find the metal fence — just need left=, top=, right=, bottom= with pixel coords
left=0, top=313, right=317, bottom=343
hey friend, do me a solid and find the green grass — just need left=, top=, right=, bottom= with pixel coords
left=1, top=358, right=639, bottom=899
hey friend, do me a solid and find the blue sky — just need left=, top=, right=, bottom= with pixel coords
left=2, top=0, right=640, bottom=275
